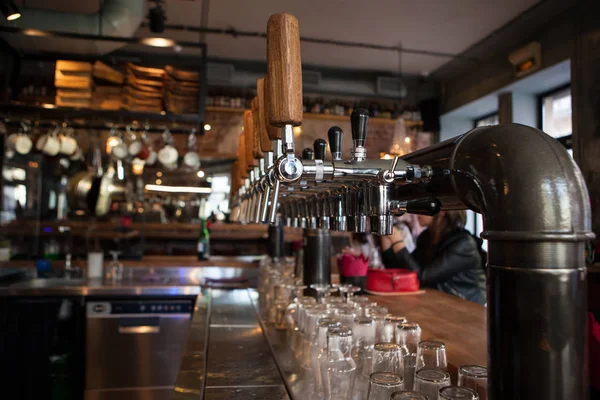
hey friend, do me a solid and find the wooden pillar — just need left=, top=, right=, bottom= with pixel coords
left=571, top=0, right=600, bottom=238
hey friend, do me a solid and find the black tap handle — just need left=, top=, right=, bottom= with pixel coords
left=314, top=139, right=327, bottom=161
left=406, top=197, right=442, bottom=216
left=302, top=148, right=314, bottom=160
left=350, top=108, right=369, bottom=147
left=327, top=126, right=343, bottom=160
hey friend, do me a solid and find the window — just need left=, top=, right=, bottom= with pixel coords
left=474, top=113, right=499, bottom=128
left=541, top=86, right=571, bottom=140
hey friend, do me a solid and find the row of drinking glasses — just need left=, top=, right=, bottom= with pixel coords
left=258, top=268, right=488, bottom=400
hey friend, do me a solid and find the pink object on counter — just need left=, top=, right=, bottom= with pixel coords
left=337, top=252, right=369, bottom=277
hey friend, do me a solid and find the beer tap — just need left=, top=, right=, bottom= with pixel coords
left=256, top=77, right=276, bottom=224
left=266, top=13, right=304, bottom=224
left=328, top=126, right=347, bottom=231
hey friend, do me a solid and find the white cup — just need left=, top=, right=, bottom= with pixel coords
left=8, top=133, right=33, bottom=155
left=183, top=151, right=200, bottom=169
left=111, top=140, right=128, bottom=160
left=158, top=145, right=179, bottom=166
left=59, top=135, right=78, bottom=156
left=87, top=252, right=104, bottom=279
left=146, top=150, right=158, bottom=165
left=36, top=133, right=61, bottom=156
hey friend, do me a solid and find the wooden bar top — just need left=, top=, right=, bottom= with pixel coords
left=369, top=290, right=487, bottom=377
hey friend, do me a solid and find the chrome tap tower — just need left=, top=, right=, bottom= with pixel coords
left=229, top=12, right=594, bottom=400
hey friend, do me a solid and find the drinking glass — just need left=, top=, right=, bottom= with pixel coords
left=458, top=365, right=487, bottom=400
left=395, top=323, right=421, bottom=355
left=359, top=302, right=379, bottom=317
left=390, top=391, right=429, bottom=400
left=438, top=386, right=480, bottom=400
left=321, top=326, right=356, bottom=400
left=366, top=372, right=404, bottom=400
left=324, top=296, right=345, bottom=306
left=311, top=318, right=341, bottom=394
left=414, top=369, right=451, bottom=400
left=372, top=343, right=403, bottom=375
left=311, top=283, right=333, bottom=303
left=287, top=295, right=314, bottom=351
left=366, top=306, right=389, bottom=341
left=273, top=299, right=289, bottom=330
left=381, top=316, right=407, bottom=343
left=302, top=307, right=328, bottom=369
left=416, top=340, right=447, bottom=371
left=402, top=352, right=417, bottom=391
left=295, top=303, right=317, bottom=358
left=352, top=316, right=377, bottom=377
left=339, top=284, right=361, bottom=302
left=336, top=308, right=358, bottom=328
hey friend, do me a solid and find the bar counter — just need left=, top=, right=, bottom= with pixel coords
left=174, top=287, right=487, bottom=400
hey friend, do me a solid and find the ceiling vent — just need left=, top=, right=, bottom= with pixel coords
left=207, top=63, right=235, bottom=85
left=376, top=76, right=407, bottom=98
left=303, top=70, right=322, bottom=87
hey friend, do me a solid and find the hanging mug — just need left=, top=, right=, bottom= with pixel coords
left=158, top=144, right=179, bottom=167
left=183, top=151, right=200, bottom=169
left=36, top=128, right=61, bottom=156
left=59, top=129, right=78, bottom=156
left=128, top=140, right=150, bottom=160
left=7, top=132, right=33, bottom=155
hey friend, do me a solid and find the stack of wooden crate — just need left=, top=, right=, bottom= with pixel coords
left=164, top=65, right=199, bottom=114
left=91, top=61, right=124, bottom=110
left=122, top=63, right=165, bottom=113
left=54, top=60, right=92, bottom=108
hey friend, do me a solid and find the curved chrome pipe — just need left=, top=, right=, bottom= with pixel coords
left=402, top=124, right=594, bottom=399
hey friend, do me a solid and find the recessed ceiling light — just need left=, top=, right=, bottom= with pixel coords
left=197, top=170, right=205, bottom=178
left=203, top=124, right=211, bottom=131
left=140, top=37, right=176, bottom=48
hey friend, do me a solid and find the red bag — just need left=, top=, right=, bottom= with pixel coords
left=366, top=268, right=420, bottom=293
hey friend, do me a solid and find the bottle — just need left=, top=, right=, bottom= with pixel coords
left=197, top=219, right=210, bottom=260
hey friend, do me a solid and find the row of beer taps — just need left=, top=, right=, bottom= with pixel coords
left=230, top=13, right=445, bottom=235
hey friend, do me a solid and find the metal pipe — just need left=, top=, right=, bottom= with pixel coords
left=401, top=124, right=594, bottom=399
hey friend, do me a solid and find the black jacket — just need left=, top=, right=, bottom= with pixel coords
left=382, top=229, right=487, bottom=304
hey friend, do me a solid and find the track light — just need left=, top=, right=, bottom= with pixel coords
left=1, top=1, right=21, bottom=21
left=148, top=1, right=166, bottom=33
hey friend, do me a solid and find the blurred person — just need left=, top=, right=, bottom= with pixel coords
left=381, top=210, right=486, bottom=304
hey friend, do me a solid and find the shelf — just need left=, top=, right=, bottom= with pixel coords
left=204, top=107, right=423, bottom=127
left=4, top=103, right=424, bottom=128
left=206, top=106, right=247, bottom=114
left=303, top=112, right=423, bottom=127
left=2, top=103, right=203, bottom=124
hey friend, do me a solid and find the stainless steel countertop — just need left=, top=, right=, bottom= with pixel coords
left=0, top=266, right=258, bottom=296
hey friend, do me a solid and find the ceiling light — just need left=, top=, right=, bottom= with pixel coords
left=148, top=2, right=166, bottom=33
left=156, top=171, right=163, bottom=177
left=145, top=184, right=212, bottom=194
left=140, top=37, right=175, bottom=48
left=197, top=170, right=205, bottom=178
left=1, top=1, right=21, bottom=21
left=155, top=179, right=162, bottom=185
left=203, top=124, right=211, bottom=131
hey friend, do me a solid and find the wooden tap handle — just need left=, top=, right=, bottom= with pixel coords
left=251, top=97, right=264, bottom=159
left=238, top=133, right=248, bottom=179
left=267, top=13, right=303, bottom=127
left=243, top=110, right=255, bottom=171
left=231, top=161, right=240, bottom=194
left=264, top=75, right=281, bottom=141
left=256, top=78, right=273, bottom=152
